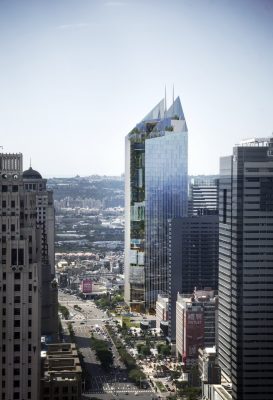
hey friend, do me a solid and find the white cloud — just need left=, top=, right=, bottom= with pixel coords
left=57, top=23, right=89, bottom=30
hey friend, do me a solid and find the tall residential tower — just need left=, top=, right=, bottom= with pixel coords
left=125, top=97, right=188, bottom=311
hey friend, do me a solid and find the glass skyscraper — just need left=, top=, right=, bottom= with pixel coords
left=125, top=97, right=188, bottom=311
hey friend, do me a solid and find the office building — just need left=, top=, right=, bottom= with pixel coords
left=155, top=295, right=168, bottom=330
left=0, top=154, right=41, bottom=399
left=0, top=153, right=58, bottom=399
left=41, top=343, right=82, bottom=400
left=176, top=290, right=217, bottom=366
left=168, top=215, right=218, bottom=341
left=188, top=176, right=219, bottom=216
left=199, top=346, right=221, bottom=385
left=218, top=137, right=273, bottom=400
left=23, top=166, right=58, bottom=340
left=125, top=96, right=188, bottom=311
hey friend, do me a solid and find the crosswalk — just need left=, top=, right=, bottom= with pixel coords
left=84, top=389, right=153, bottom=394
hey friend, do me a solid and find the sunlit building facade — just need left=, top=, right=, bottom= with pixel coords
left=125, top=97, right=188, bottom=311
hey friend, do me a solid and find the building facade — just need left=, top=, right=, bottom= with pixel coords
left=218, top=137, right=273, bottom=400
left=0, top=154, right=41, bottom=399
left=125, top=97, right=188, bottom=311
left=168, top=215, right=219, bottom=341
left=176, top=291, right=217, bottom=366
left=155, top=295, right=168, bottom=330
left=188, top=176, right=219, bottom=216
left=41, top=343, right=82, bottom=400
left=23, top=166, right=58, bottom=340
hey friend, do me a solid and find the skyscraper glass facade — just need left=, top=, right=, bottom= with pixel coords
left=124, top=97, right=188, bottom=311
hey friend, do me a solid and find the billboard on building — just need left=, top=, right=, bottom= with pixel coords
left=81, top=279, right=92, bottom=293
left=186, top=311, right=204, bottom=362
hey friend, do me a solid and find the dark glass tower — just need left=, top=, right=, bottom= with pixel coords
left=125, top=97, right=188, bottom=311
left=218, top=137, right=273, bottom=400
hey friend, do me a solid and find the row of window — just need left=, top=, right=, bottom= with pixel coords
left=1, top=343, right=34, bottom=352
left=1, top=272, right=32, bottom=280
left=2, top=331, right=32, bottom=339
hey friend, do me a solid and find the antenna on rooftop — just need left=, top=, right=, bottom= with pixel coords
left=30, top=157, right=32, bottom=168
left=172, top=84, right=175, bottom=105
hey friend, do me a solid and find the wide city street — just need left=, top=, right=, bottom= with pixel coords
left=59, top=291, right=158, bottom=400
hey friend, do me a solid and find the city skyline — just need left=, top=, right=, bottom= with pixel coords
left=1, top=0, right=273, bottom=177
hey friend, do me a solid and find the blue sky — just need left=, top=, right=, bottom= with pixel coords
left=0, top=0, right=273, bottom=177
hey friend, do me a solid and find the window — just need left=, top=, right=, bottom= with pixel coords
left=14, top=320, right=20, bottom=327
left=14, top=369, right=20, bottom=375
left=29, top=272, right=32, bottom=279
left=11, top=224, right=15, bottom=232
left=28, top=344, right=31, bottom=351
left=14, top=332, right=20, bottom=339
left=13, top=393, right=19, bottom=399
left=14, top=380, right=20, bottom=387
left=12, top=186, right=18, bottom=192
left=11, top=200, right=15, bottom=208
left=28, top=332, right=31, bottom=339
left=2, top=185, right=8, bottom=192
left=28, top=308, right=32, bottom=315
left=28, top=284, right=32, bottom=291
left=2, top=224, right=6, bottom=232
left=28, top=368, right=31, bottom=375
left=28, top=320, right=32, bottom=327
left=2, top=248, right=6, bottom=256
left=18, top=249, right=24, bottom=265
left=14, top=284, right=20, bottom=291
left=28, top=296, right=32, bottom=303
left=14, top=296, right=20, bottom=304
left=14, top=344, right=20, bottom=352
left=2, top=200, right=6, bottom=208
left=11, top=249, right=17, bottom=265
left=14, top=272, right=20, bottom=280
left=14, top=308, right=20, bottom=315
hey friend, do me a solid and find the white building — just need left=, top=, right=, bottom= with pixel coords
left=155, top=295, right=169, bottom=330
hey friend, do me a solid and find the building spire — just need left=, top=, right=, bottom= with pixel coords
left=172, top=84, right=175, bottom=105
left=164, top=85, right=167, bottom=117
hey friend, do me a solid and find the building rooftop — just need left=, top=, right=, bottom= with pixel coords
left=22, top=166, right=42, bottom=179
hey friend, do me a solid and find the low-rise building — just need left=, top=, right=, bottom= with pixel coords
left=176, top=290, right=217, bottom=366
left=199, top=346, right=221, bottom=386
left=41, top=343, right=82, bottom=400
left=156, top=295, right=169, bottom=330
